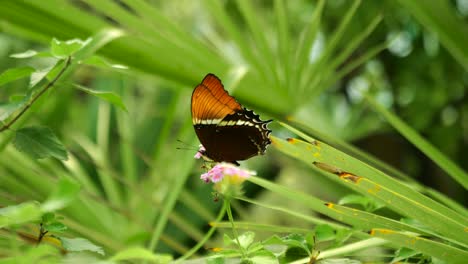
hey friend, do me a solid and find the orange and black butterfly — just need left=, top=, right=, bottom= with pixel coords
left=191, top=74, right=272, bottom=165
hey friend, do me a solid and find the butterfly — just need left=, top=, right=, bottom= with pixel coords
left=191, top=74, right=272, bottom=165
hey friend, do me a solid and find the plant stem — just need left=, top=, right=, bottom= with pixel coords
left=0, top=56, right=72, bottom=133
left=225, top=198, right=247, bottom=260
left=176, top=201, right=227, bottom=262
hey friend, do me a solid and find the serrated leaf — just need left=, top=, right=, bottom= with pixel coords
left=60, top=237, right=105, bottom=256
left=83, top=56, right=128, bottom=69
left=51, top=38, right=86, bottom=58
left=237, top=231, right=255, bottom=249
left=42, top=177, right=80, bottom=212
left=44, top=221, right=67, bottom=232
left=14, top=126, right=68, bottom=160
left=263, top=235, right=284, bottom=245
left=0, top=95, right=28, bottom=122
left=73, top=28, right=125, bottom=62
left=392, top=247, right=420, bottom=263
left=314, top=225, right=336, bottom=242
left=223, top=233, right=233, bottom=247
left=10, top=49, right=38, bottom=58
left=249, top=250, right=278, bottom=264
left=42, top=212, right=55, bottom=224
left=318, top=258, right=362, bottom=264
left=206, top=256, right=225, bottom=264
left=0, top=202, right=42, bottom=228
left=110, top=247, right=172, bottom=263
left=73, top=84, right=127, bottom=111
left=281, top=233, right=310, bottom=253
left=30, top=65, right=55, bottom=88
left=338, top=194, right=385, bottom=212
left=0, top=66, right=35, bottom=86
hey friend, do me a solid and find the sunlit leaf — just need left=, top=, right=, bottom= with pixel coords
left=392, top=247, right=420, bottom=263
left=237, top=231, right=255, bottom=249
left=314, top=225, right=335, bottom=242
left=0, top=202, right=42, bottom=228
left=42, top=177, right=80, bottom=212
left=73, top=84, right=127, bottom=111
left=29, top=65, right=55, bottom=88
left=73, top=28, right=125, bottom=62
left=0, top=95, right=28, bottom=122
left=10, top=49, right=38, bottom=58
left=51, top=38, right=86, bottom=58
left=0, top=66, right=35, bottom=86
left=14, top=126, right=68, bottom=160
left=60, top=237, right=105, bottom=256
left=84, top=56, right=128, bottom=69
left=44, top=221, right=67, bottom=232
left=338, top=194, right=385, bottom=212
left=249, top=250, right=278, bottom=264
left=110, top=247, right=172, bottom=263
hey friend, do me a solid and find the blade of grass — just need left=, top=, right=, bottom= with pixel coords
left=272, top=130, right=467, bottom=227
left=274, top=0, right=291, bottom=91
left=300, top=0, right=361, bottom=95
left=236, top=0, right=279, bottom=88
left=316, top=170, right=468, bottom=247
left=203, top=0, right=271, bottom=85
left=289, top=238, right=389, bottom=264
left=236, top=196, right=348, bottom=230
left=147, top=118, right=197, bottom=251
left=370, top=229, right=468, bottom=263
left=364, top=95, right=468, bottom=190
left=292, top=0, right=325, bottom=95
left=248, top=176, right=431, bottom=235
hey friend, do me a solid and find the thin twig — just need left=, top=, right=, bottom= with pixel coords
left=37, top=223, right=48, bottom=245
left=0, top=56, right=72, bottom=133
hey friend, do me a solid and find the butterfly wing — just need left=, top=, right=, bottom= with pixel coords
left=191, top=73, right=271, bottom=163
left=191, top=74, right=242, bottom=125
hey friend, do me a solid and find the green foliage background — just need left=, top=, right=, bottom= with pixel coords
left=0, top=0, right=467, bottom=263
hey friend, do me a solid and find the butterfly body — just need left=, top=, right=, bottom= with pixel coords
left=191, top=74, right=271, bottom=165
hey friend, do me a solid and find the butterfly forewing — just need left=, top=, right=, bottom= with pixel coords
left=191, top=74, right=241, bottom=125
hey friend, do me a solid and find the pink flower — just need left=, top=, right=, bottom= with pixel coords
left=200, top=163, right=256, bottom=184
left=194, top=145, right=206, bottom=159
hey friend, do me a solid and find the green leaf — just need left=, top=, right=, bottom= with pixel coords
left=237, top=231, right=255, bottom=249
left=83, top=55, right=128, bottom=69
left=73, top=28, right=125, bottom=62
left=0, top=66, right=35, bottom=86
left=364, top=95, right=468, bottom=190
left=50, top=38, right=86, bottom=58
left=110, top=247, right=172, bottom=263
left=281, top=233, right=310, bottom=254
left=42, top=177, right=80, bottom=212
left=392, top=247, right=420, bottom=263
left=314, top=224, right=335, bottom=242
left=0, top=95, right=29, bottom=122
left=338, top=194, right=385, bottom=212
left=14, top=126, right=68, bottom=160
left=73, top=84, right=127, bottom=111
left=206, top=256, right=225, bottom=264
left=10, top=49, right=38, bottom=58
left=41, top=212, right=55, bottom=224
left=370, top=229, right=468, bottom=263
left=60, top=237, right=105, bottom=256
left=44, top=221, right=67, bottom=232
left=29, top=65, right=55, bottom=88
left=249, top=250, right=278, bottom=264
left=0, top=202, right=42, bottom=228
